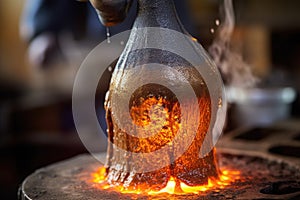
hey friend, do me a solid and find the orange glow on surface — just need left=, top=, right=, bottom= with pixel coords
left=91, top=167, right=241, bottom=195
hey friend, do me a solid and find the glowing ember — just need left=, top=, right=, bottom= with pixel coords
left=105, top=82, right=219, bottom=188
left=91, top=167, right=241, bottom=195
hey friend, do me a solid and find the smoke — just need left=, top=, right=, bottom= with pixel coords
left=209, top=0, right=258, bottom=87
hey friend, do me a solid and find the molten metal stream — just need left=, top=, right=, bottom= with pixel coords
left=91, top=167, right=241, bottom=195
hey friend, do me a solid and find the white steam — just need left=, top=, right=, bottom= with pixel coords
left=209, top=0, right=258, bottom=87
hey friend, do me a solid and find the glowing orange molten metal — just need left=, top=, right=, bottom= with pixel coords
left=101, top=82, right=229, bottom=193
left=92, top=167, right=241, bottom=195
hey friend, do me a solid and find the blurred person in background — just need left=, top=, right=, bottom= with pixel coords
left=19, top=0, right=196, bottom=138
left=21, top=0, right=195, bottom=68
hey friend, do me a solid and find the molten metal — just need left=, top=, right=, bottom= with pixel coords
left=92, top=167, right=241, bottom=195
left=105, top=83, right=219, bottom=189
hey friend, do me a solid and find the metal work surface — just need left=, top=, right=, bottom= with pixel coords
left=219, top=119, right=300, bottom=166
left=19, top=149, right=300, bottom=200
